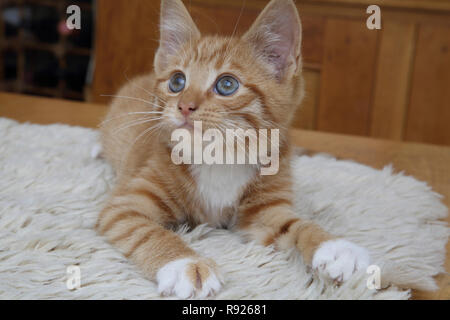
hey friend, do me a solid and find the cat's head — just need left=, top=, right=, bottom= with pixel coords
left=153, top=0, right=304, bottom=136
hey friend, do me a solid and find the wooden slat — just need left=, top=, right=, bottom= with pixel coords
left=299, top=0, right=450, bottom=12
left=0, top=3, right=4, bottom=87
left=405, top=24, right=450, bottom=146
left=297, top=2, right=450, bottom=26
left=188, top=0, right=450, bottom=12
left=92, top=0, right=160, bottom=104
left=317, top=18, right=379, bottom=135
left=0, top=92, right=107, bottom=128
left=190, top=4, right=257, bottom=36
left=291, top=70, right=320, bottom=130
left=300, top=14, right=325, bottom=64
left=370, top=21, right=416, bottom=140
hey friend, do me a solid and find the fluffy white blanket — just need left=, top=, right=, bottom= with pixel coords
left=0, top=118, right=448, bottom=299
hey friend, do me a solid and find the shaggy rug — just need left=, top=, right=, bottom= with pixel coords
left=0, top=117, right=448, bottom=300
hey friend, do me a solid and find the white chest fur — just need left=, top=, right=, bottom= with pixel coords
left=190, top=164, right=257, bottom=223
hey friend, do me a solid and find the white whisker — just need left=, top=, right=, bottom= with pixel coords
left=123, top=72, right=167, bottom=104
left=100, top=95, right=165, bottom=109
left=100, top=112, right=164, bottom=127
left=113, top=117, right=164, bottom=135
left=131, top=122, right=163, bottom=147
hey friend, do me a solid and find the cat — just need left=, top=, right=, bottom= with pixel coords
left=97, top=0, right=370, bottom=299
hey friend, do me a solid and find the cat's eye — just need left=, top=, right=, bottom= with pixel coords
left=215, top=76, right=239, bottom=96
left=169, top=72, right=186, bottom=93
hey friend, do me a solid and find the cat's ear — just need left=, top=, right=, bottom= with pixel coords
left=154, top=0, right=201, bottom=72
left=242, top=0, right=302, bottom=81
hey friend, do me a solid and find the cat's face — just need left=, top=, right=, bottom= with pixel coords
left=154, top=36, right=277, bottom=133
left=153, top=0, right=304, bottom=137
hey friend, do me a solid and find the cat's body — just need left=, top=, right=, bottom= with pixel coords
left=97, top=0, right=370, bottom=298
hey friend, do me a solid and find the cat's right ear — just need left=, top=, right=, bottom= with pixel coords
left=154, top=0, right=201, bottom=73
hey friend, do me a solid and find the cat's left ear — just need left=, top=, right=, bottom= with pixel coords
left=242, top=0, right=302, bottom=81
left=154, top=0, right=201, bottom=73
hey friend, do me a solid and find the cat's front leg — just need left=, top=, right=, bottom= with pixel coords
left=96, top=183, right=222, bottom=298
left=237, top=200, right=370, bottom=283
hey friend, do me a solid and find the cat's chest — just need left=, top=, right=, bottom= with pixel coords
left=189, top=164, right=257, bottom=225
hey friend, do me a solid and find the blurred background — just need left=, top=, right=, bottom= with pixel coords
left=0, top=0, right=449, bottom=146
left=0, top=0, right=94, bottom=100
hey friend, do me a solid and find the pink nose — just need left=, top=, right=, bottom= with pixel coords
left=178, top=102, right=197, bottom=117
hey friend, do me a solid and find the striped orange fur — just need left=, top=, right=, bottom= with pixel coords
left=96, top=0, right=370, bottom=298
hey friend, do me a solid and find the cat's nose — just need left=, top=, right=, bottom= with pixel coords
left=178, top=102, right=197, bottom=117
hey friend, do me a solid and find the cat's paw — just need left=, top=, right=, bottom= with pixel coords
left=156, top=257, right=223, bottom=299
left=312, top=239, right=370, bottom=283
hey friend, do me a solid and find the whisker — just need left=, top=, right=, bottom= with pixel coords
left=99, top=111, right=164, bottom=126
left=225, top=0, right=247, bottom=58
left=100, top=94, right=165, bottom=109
left=220, top=110, right=285, bottom=130
left=113, top=117, right=164, bottom=135
left=131, top=121, right=164, bottom=147
left=143, top=121, right=165, bottom=144
left=115, top=121, right=165, bottom=168
left=123, top=72, right=167, bottom=104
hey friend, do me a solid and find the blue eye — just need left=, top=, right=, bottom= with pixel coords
left=215, top=76, right=239, bottom=96
left=169, top=73, right=186, bottom=93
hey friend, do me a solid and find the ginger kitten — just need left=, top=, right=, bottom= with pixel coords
left=97, top=0, right=370, bottom=298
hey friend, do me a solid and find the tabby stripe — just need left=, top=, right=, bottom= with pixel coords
left=241, top=113, right=260, bottom=129
left=213, top=43, right=230, bottom=69
left=156, top=77, right=168, bottom=84
left=263, top=218, right=299, bottom=246
left=241, top=199, right=292, bottom=226
left=256, top=180, right=291, bottom=196
left=247, top=84, right=277, bottom=125
left=294, top=222, right=333, bottom=263
left=96, top=203, right=116, bottom=228
left=124, top=229, right=154, bottom=257
left=262, top=107, right=277, bottom=125
left=110, top=222, right=148, bottom=243
left=133, top=189, right=175, bottom=220
left=230, top=62, right=244, bottom=72
left=226, top=95, right=258, bottom=111
left=150, top=175, right=182, bottom=214
left=193, top=46, right=199, bottom=62
left=247, top=84, right=266, bottom=106
left=279, top=218, right=298, bottom=235
left=99, top=210, right=147, bottom=234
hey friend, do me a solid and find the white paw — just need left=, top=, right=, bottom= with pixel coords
left=156, top=257, right=223, bottom=299
left=312, top=239, right=370, bottom=283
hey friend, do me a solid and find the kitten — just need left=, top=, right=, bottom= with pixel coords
left=97, top=0, right=370, bottom=298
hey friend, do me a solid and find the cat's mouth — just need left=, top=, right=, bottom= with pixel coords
left=177, top=119, right=194, bottom=130
left=170, top=115, right=195, bottom=130
left=180, top=122, right=194, bottom=130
